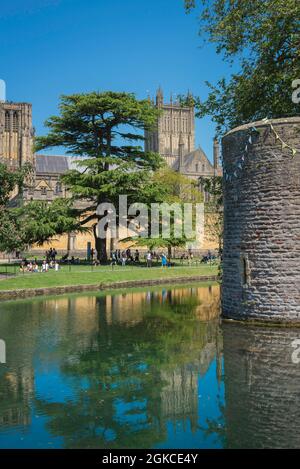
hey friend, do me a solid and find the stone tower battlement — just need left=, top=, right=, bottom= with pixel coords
left=222, top=116, right=300, bottom=323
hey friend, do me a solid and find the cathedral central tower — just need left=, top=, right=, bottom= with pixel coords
left=145, top=87, right=195, bottom=168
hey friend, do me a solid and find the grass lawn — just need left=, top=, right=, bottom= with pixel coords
left=0, top=264, right=218, bottom=291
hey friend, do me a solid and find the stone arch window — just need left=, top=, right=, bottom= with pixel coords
left=241, top=254, right=250, bottom=287
left=55, top=181, right=62, bottom=194
left=41, top=187, right=47, bottom=196
left=4, top=111, right=10, bottom=131
left=12, top=112, right=18, bottom=132
left=195, top=163, right=199, bottom=172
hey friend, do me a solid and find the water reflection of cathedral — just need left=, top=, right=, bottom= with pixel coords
left=0, top=285, right=221, bottom=439
left=0, top=368, right=34, bottom=428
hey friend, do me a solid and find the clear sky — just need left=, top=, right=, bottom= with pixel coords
left=0, top=0, right=232, bottom=160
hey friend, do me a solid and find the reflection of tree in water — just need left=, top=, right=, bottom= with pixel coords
left=35, top=290, right=221, bottom=449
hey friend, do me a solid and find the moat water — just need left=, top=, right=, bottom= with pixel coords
left=0, top=284, right=299, bottom=449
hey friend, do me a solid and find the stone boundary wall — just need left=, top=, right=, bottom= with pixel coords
left=222, top=117, right=300, bottom=323
left=0, top=275, right=218, bottom=301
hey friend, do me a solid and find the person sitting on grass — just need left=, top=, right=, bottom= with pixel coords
left=41, top=260, right=49, bottom=272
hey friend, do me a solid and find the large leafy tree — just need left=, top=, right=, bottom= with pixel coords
left=185, top=0, right=300, bottom=133
left=35, top=92, right=163, bottom=261
left=16, top=198, right=86, bottom=248
left=124, top=167, right=203, bottom=259
left=0, top=162, right=82, bottom=253
left=0, top=162, right=30, bottom=252
left=199, top=175, right=223, bottom=254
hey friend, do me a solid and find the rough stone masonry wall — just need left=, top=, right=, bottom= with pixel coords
left=222, top=117, right=300, bottom=322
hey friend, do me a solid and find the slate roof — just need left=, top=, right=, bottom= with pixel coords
left=35, top=154, right=88, bottom=174
left=35, top=155, right=69, bottom=174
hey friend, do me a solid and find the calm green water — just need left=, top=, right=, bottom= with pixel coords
left=0, top=284, right=299, bottom=449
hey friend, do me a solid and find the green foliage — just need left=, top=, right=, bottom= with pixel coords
left=0, top=162, right=31, bottom=208
left=185, top=0, right=300, bottom=133
left=201, top=176, right=223, bottom=254
left=0, top=163, right=32, bottom=252
left=15, top=198, right=87, bottom=246
left=0, top=162, right=83, bottom=252
left=124, top=167, right=202, bottom=253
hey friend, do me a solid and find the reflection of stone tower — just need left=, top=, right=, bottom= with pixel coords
left=145, top=87, right=195, bottom=167
left=0, top=94, right=34, bottom=170
left=160, top=366, right=199, bottom=432
left=222, top=323, right=300, bottom=448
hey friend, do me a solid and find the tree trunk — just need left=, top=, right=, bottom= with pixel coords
left=93, top=224, right=107, bottom=262
left=168, top=245, right=172, bottom=262
left=96, top=236, right=107, bottom=262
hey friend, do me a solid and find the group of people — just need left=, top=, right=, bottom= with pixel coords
left=200, top=250, right=218, bottom=263
left=17, top=247, right=219, bottom=273
left=109, top=249, right=169, bottom=268
left=110, top=249, right=140, bottom=266
left=19, top=258, right=60, bottom=273
left=46, top=248, right=58, bottom=263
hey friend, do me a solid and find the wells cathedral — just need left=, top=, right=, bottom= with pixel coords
left=0, top=86, right=222, bottom=255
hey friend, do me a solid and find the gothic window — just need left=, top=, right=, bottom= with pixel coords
left=202, top=164, right=205, bottom=172
left=195, top=163, right=199, bottom=172
left=13, top=112, right=18, bottom=132
left=4, top=112, right=10, bottom=131
left=41, top=187, right=47, bottom=196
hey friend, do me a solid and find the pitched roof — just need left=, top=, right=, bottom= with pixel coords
left=173, top=146, right=213, bottom=172
left=35, top=155, right=69, bottom=174
left=35, top=154, right=89, bottom=174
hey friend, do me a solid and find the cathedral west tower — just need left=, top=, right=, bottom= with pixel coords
left=0, top=86, right=34, bottom=170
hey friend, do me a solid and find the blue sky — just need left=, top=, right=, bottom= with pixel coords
left=0, top=0, right=232, bottom=160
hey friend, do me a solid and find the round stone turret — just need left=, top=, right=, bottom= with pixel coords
left=222, top=117, right=300, bottom=323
